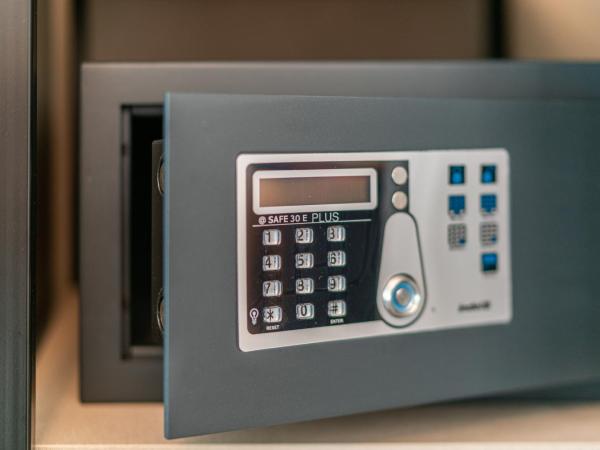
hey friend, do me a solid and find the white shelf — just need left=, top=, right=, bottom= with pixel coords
left=35, top=289, right=600, bottom=449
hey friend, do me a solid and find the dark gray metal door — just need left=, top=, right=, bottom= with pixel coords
left=0, top=0, right=35, bottom=448
left=163, top=93, right=600, bottom=438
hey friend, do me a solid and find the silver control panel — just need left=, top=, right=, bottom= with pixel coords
left=237, top=150, right=512, bottom=351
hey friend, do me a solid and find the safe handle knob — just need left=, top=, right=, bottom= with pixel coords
left=382, top=274, right=423, bottom=318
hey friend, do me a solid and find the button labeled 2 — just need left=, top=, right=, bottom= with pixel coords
left=295, top=227, right=314, bottom=244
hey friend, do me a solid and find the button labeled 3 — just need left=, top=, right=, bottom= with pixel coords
left=327, top=225, right=346, bottom=242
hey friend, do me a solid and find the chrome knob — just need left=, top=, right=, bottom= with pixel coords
left=382, top=274, right=422, bottom=318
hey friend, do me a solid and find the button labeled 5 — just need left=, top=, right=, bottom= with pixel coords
left=295, top=252, right=314, bottom=269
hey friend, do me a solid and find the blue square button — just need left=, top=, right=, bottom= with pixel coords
left=448, top=195, right=466, bottom=218
left=449, top=165, right=465, bottom=185
left=480, top=194, right=497, bottom=215
left=481, top=252, right=498, bottom=273
left=481, top=165, right=496, bottom=184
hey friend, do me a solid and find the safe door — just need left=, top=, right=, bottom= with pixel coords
left=161, top=94, right=600, bottom=438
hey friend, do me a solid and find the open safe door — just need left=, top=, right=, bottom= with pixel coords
left=160, top=93, right=600, bottom=438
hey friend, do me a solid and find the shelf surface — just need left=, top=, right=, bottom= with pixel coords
left=36, top=289, right=600, bottom=449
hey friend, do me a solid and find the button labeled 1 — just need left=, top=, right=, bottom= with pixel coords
left=262, top=229, right=281, bottom=246
left=296, top=303, right=315, bottom=320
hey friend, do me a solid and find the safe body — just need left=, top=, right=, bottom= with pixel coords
left=79, top=63, right=600, bottom=438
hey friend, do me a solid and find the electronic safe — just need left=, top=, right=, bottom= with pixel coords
left=80, top=63, right=600, bottom=438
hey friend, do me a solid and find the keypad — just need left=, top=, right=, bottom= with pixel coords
left=262, top=255, right=281, bottom=271
left=262, top=229, right=281, bottom=246
left=295, top=227, right=314, bottom=244
left=327, top=225, right=346, bottom=242
left=295, top=252, right=314, bottom=269
left=263, top=280, right=282, bottom=297
left=255, top=223, right=353, bottom=329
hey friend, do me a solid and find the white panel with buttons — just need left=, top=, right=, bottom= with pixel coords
left=237, top=150, right=511, bottom=351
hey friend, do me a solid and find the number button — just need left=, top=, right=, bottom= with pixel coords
left=295, top=278, right=314, bottom=295
left=296, top=303, right=315, bottom=320
left=327, top=275, right=346, bottom=292
left=263, top=306, right=282, bottom=323
left=262, top=280, right=282, bottom=297
left=262, top=229, right=281, bottom=246
left=327, top=250, right=346, bottom=268
left=295, top=252, right=314, bottom=269
left=327, top=300, right=347, bottom=318
left=295, top=227, right=314, bottom=244
left=262, top=255, right=281, bottom=272
left=327, top=225, right=346, bottom=242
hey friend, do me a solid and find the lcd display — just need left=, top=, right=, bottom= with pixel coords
left=260, top=175, right=371, bottom=207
